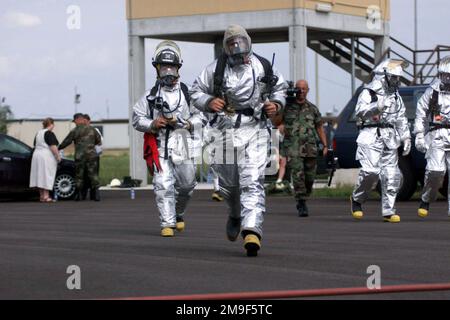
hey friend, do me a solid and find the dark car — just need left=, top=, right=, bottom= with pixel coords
left=0, top=133, right=76, bottom=200
left=333, top=84, right=445, bottom=201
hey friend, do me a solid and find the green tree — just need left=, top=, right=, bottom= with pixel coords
left=0, top=98, right=13, bottom=134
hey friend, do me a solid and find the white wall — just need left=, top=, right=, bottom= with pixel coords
left=7, top=120, right=129, bottom=150
left=99, top=123, right=129, bottom=149
left=7, top=120, right=74, bottom=147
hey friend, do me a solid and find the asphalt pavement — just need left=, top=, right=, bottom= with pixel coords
left=1, top=190, right=450, bottom=300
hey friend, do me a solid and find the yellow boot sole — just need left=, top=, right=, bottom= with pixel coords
left=350, top=196, right=363, bottom=220
left=244, top=234, right=261, bottom=257
left=161, top=227, right=174, bottom=237
left=418, top=208, right=428, bottom=218
left=212, top=192, right=224, bottom=202
left=176, top=221, right=185, bottom=232
left=352, top=211, right=363, bottom=220
left=383, top=214, right=401, bottom=223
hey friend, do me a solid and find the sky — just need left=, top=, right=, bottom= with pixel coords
left=1, top=0, right=450, bottom=120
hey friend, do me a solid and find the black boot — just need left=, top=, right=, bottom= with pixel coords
left=81, top=188, right=88, bottom=201
left=226, top=217, right=241, bottom=242
left=74, top=190, right=82, bottom=201
left=418, top=200, right=429, bottom=218
left=297, top=200, right=309, bottom=217
left=93, top=188, right=100, bottom=202
left=350, top=196, right=364, bottom=219
left=89, top=188, right=96, bottom=201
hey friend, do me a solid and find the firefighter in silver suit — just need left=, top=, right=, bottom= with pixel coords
left=190, top=25, right=287, bottom=256
left=350, top=59, right=411, bottom=223
left=132, top=41, right=202, bottom=237
left=415, top=56, right=450, bottom=218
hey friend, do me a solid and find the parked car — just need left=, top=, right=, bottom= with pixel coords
left=333, top=84, right=447, bottom=201
left=0, top=133, right=76, bottom=200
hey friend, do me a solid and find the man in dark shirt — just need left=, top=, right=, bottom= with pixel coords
left=277, top=80, right=328, bottom=217
left=81, top=114, right=103, bottom=200
left=59, top=113, right=102, bottom=201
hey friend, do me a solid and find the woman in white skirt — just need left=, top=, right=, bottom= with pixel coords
left=29, top=118, right=61, bottom=202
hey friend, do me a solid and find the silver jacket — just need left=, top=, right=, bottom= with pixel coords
left=190, top=54, right=286, bottom=136
left=132, top=82, right=203, bottom=161
left=415, top=79, right=450, bottom=209
left=355, top=76, right=411, bottom=150
left=414, top=79, right=450, bottom=144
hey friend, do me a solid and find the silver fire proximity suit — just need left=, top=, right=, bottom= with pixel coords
left=133, top=82, right=202, bottom=229
left=190, top=26, right=286, bottom=240
left=352, top=59, right=411, bottom=218
left=415, top=56, right=450, bottom=216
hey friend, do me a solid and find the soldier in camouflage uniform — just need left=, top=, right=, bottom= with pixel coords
left=59, top=113, right=102, bottom=201
left=280, top=80, right=328, bottom=217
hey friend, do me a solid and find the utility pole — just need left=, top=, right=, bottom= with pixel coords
left=106, top=99, right=110, bottom=119
left=351, top=36, right=356, bottom=95
left=414, top=0, right=418, bottom=50
left=74, top=86, right=81, bottom=114
left=315, top=53, right=319, bottom=107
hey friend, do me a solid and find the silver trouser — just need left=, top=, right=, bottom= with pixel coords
left=352, top=142, right=402, bottom=216
left=421, top=147, right=449, bottom=211
left=153, top=158, right=197, bottom=228
left=212, top=133, right=268, bottom=239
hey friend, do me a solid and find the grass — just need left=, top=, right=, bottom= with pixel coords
left=99, top=153, right=130, bottom=186
left=267, top=184, right=380, bottom=199
left=311, top=184, right=359, bottom=198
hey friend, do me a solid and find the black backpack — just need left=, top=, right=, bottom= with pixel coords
left=367, top=89, right=378, bottom=103
left=213, top=52, right=275, bottom=98
left=429, top=89, right=439, bottom=120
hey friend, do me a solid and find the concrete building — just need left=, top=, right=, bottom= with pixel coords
left=7, top=119, right=129, bottom=150
left=127, top=0, right=391, bottom=185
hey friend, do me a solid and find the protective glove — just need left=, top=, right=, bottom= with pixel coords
left=173, top=115, right=191, bottom=130
left=402, top=138, right=411, bottom=156
left=415, top=133, right=427, bottom=154
left=378, top=95, right=396, bottom=112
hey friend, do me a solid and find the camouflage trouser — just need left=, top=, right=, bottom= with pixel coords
left=288, top=157, right=317, bottom=201
left=75, top=158, right=99, bottom=191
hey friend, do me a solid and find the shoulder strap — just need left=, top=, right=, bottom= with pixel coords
left=213, top=53, right=228, bottom=97
left=367, top=89, right=378, bottom=103
left=429, top=89, right=439, bottom=121
left=180, top=82, right=190, bottom=105
left=253, top=53, right=273, bottom=78
left=213, top=53, right=274, bottom=98
left=146, top=84, right=159, bottom=120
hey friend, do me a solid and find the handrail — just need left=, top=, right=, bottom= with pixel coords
left=311, top=34, right=449, bottom=85
left=319, top=40, right=372, bottom=73
left=415, top=49, right=439, bottom=83
left=355, top=38, right=374, bottom=53
left=390, top=37, right=415, bottom=53
left=336, top=39, right=374, bottom=64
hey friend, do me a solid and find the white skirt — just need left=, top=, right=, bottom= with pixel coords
left=29, top=148, right=57, bottom=190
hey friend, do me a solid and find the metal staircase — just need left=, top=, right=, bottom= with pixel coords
left=308, top=36, right=450, bottom=85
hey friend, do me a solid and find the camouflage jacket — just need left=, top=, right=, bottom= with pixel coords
left=282, top=99, right=322, bottom=158
left=59, top=124, right=102, bottom=160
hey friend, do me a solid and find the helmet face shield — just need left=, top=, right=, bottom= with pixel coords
left=225, top=36, right=250, bottom=56
left=386, top=74, right=401, bottom=89
left=158, top=64, right=179, bottom=78
left=225, top=36, right=251, bottom=66
left=440, top=72, right=450, bottom=85
left=157, top=64, right=179, bottom=87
